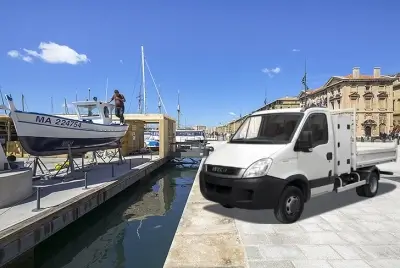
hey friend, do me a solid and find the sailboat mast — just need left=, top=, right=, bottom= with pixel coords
left=177, top=90, right=181, bottom=128
left=141, top=46, right=146, bottom=114
left=105, top=77, right=109, bottom=101
left=158, top=84, right=162, bottom=114
left=51, top=96, right=54, bottom=114
left=21, top=94, right=25, bottom=112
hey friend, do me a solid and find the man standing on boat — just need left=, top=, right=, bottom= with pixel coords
left=109, top=89, right=126, bottom=125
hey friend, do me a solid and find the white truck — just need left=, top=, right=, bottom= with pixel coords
left=199, top=107, right=397, bottom=223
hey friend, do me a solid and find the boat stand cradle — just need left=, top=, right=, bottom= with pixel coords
left=25, top=144, right=125, bottom=181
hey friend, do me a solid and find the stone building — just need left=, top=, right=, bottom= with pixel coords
left=255, top=96, right=300, bottom=112
left=299, top=67, right=398, bottom=137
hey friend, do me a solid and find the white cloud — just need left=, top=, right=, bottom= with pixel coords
left=23, top=42, right=89, bottom=64
left=7, top=42, right=89, bottom=65
left=7, top=50, right=20, bottom=58
left=7, top=50, right=33, bottom=63
left=261, top=67, right=281, bottom=77
left=292, top=49, right=300, bottom=52
left=22, top=56, right=33, bottom=63
left=120, top=59, right=124, bottom=64
left=229, top=112, right=236, bottom=116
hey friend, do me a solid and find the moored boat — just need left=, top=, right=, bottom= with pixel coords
left=1, top=95, right=129, bottom=156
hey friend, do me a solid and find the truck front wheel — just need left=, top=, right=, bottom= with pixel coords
left=356, top=172, right=379, bottom=198
left=274, top=186, right=305, bottom=224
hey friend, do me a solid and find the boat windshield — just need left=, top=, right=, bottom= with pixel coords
left=77, top=105, right=100, bottom=117
left=230, top=112, right=304, bottom=144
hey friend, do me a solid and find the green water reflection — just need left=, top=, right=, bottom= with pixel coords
left=9, top=166, right=196, bottom=268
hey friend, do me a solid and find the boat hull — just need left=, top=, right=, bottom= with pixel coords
left=10, top=111, right=128, bottom=156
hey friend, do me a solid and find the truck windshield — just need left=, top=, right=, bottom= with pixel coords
left=230, top=113, right=304, bottom=144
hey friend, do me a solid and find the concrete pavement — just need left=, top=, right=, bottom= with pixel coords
left=164, top=142, right=400, bottom=268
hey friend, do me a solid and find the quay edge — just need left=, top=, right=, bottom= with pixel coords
left=163, top=155, right=247, bottom=268
left=0, top=157, right=168, bottom=267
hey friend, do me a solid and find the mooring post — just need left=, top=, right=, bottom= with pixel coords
left=32, top=187, right=41, bottom=212
left=129, top=158, right=132, bottom=169
left=82, top=171, right=88, bottom=189
left=111, top=164, right=115, bottom=177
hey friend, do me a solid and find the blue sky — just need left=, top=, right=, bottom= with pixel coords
left=0, top=1, right=398, bottom=127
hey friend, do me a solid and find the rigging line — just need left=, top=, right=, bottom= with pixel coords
left=127, top=61, right=142, bottom=113
left=144, top=59, right=168, bottom=115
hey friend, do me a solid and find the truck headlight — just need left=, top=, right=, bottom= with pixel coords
left=243, top=158, right=273, bottom=178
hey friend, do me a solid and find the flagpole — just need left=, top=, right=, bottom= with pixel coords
left=304, top=58, right=307, bottom=91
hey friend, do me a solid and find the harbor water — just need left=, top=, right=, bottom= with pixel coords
left=6, top=164, right=198, bottom=268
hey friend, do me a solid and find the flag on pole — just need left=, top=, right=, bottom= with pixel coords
left=301, top=73, right=309, bottom=91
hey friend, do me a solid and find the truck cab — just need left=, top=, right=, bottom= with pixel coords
left=199, top=107, right=397, bottom=223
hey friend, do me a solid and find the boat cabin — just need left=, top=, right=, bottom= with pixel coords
left=72, top=100, right=116, bottom=125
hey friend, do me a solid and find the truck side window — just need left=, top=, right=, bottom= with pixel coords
left=301, top=113, right=328, bottom=147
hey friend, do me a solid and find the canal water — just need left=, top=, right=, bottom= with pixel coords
left=7, top=164, right=197, bottom=268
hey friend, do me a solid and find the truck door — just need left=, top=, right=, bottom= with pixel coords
left=297, top=112, right=335, bottom=196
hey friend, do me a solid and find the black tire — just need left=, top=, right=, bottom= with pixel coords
left=356, top=172, right=379, bottom=198
left=274, top=186, right=304, bottom=224
left=221, top=204, right=233, bottom=209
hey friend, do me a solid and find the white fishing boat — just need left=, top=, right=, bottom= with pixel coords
left=1, top=94, right=129, bottom=156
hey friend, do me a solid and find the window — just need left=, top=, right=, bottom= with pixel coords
left=77, top=105, right=99, bottom=117
left=378, top=98, right=387, bottom=110
left=365, top=98, right=372, bottom=110
left=299, top=113, right=328, bottom=147
left=103, top=106, right=110, bottom=118
left=231, top=113, right=304, bottom=144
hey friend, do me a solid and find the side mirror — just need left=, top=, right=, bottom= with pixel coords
left=207, top=146, right=214, bottom=152
left=295, top=130, right=313, bottom=152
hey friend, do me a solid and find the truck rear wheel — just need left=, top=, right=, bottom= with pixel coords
left=356, top=172, right=379, bottom=198
left=274, top=186, right=304, bottom=224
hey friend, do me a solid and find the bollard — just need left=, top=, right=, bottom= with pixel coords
left=111, top=164, right=115, bottom=177
left=129, top=158, right=132, bottom=169
left=150, top=150, right=153, bottom=160
left=82, top=171, right=88, bottom=190
left=32, top=187, right=41, bottom=212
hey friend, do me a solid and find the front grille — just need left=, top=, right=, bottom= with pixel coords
left=206, top=165, right=240, bottom=175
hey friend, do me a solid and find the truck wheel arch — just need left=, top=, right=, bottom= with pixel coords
left=357, top=166, right=380, bottom=182
left=285, top=175, right=311, bottom=202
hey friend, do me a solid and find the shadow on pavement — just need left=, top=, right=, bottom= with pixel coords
left=203, top=181, right=397, bottom=224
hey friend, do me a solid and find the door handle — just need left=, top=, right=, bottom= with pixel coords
left=326, top=152, right=333, bottom=160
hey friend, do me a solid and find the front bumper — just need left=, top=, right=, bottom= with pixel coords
left=199, top=171, right=287, bottom=209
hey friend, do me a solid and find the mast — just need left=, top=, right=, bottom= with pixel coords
left=141, top=46, right=146, bottom=114
left=64, top=98, right=69, bottom=114
left=177, top=90, right=181, bottom=128
left=88, top=87, right=91, bottom=100
left=0, top=86, right=5, bottom=114
left=75, top=89, right=78, bottom=101
left=21, top=94, right=25, bottom=112
left=158, top=84, right=162, bottom=114
left=51, top=96, right=54, bottom=114
left=105, top=77, right=109, bottom=101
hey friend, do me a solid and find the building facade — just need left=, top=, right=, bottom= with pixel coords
left=192, top=125, right=207, bottom=131
left=299, top=67, right=398, bottom=137
left=254, top=96, right=300, bottom=112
